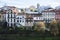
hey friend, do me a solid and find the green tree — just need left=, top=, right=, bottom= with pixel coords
left=21, top=9, right=25, bottom=13
left=34, top=21, right=45, bottom=32
left=50, top=19, right=59, bottom=36
left=57, top=20, right=60, bottom=30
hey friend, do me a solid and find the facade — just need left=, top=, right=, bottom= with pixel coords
left=25, top=14, right=33, bottom=27
left=31, top=14, right=43, bottom=23
left=16, top=13, right=33, bottom=27
left=0, top=14, right=4, bottom=21
left=0, top=12, right=5, bottom=21
left=42, top=9, right=55, bottom=23
left=1, top=6, right=19, bottom=14
left=55, top=10, right=60, bottom=21
left=26, top=12, right=43, bottom=23
left=1, top=6, right=59, bottom=27
left=4, top=9, right=16, bottom=27
left=25, top=8, right=31, bottom=12
left=16, top=13, right=26, bottom=27
left=0, top=9, right=7, bottom=22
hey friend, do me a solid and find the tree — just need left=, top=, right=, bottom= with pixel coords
left=57, top=20, right=60, bottom=36
left=50, top=19, right=59, bottom=36
left=34, top=10, right=37, bottom=12
left=2, top=21, right=7, bottom=29
left=34, top=21, right=45, bottom=32
left=57, top=20, right=60, bottom=30
left=21, top=9, right=25, bottom=13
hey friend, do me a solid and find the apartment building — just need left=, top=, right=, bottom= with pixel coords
left=1, top=5, right=58, bottom=27
left=55, top=9, right=60, bottom=21
left=42, top=9, right=55, bottom=23
left=25, top=14, right=33, bottom=27
left=3, top=9, right=16, bottom=27
left=16, top=13, right=26, bottom=27
left=16, top=13, right=33, bottom=27
left=0, top=11, right=5, bottom=21
left=26, top=12, right=43, bottom=23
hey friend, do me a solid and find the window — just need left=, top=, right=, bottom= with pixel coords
left=20, top=20, right=21, bottom=22
left=14, top=19, right=15, bottom=22
left=11, top=19, right=12, bottom=22
left=39, top=17, right=40, bottom=19
left=20, top=18, right=22, bottom=19
left=36, top=17, right=38, bottom=19
left=8, top=14, right=9, bottom=18
left=17, top=17, right=19, bottom=19
left=14, top=14, right=15, bottom=17
left=22, top=16, right=24, bottom=18
left=17, top=20, right=19, bottom=22
left=11, top=10, right=12, bottom=13
left=26, top=20, right=28, bottom=23
left=22, top=21, right=24, bottom=22
left=8, top=19, right=9, bottom=22
left=11, top=14, right=12, bottom=18
left=11, top=23, right=12, bottom=27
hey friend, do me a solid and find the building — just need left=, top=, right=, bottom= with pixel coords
left=0, top=10, right=6, bottom=27
left=26, top=12, right=43, bottom=23
left=17, top=8, right=21, bottom=13
left=1, top=6, right=19, bottom=14
left=16, top=13, right=26, bottom=27
left=0, top=10, right=5, bottom=21
left=42, top=9, right=55, bottom=23
left=0, top=5, right=57, bottom=27
left=25, top=8, right=31, bottom=12
left=16, top=13, right=33, bottom=27
left=55, top=9, right=60, bottom=21
left=25, top=14, right=33, bottom=27
left=3, top=9, right=16, bottom=27
left=0, top=14, right=4, bottom=22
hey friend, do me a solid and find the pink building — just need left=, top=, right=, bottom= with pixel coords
left=55, top=10, right=60, bottom=20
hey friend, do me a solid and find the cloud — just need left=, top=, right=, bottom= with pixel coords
left=0, top=0, right=60, bottom=8
left=49, top=2, right=60, bottom=8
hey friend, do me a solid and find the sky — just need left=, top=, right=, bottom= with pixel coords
left=0, top=0, right=60, bottom=8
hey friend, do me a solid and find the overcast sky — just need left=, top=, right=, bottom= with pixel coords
left=0, top=0, right=60, bottom=8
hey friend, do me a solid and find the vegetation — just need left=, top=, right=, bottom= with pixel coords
left=21, top=9, right=25, bottom=13
left=0, top=34, right=60, bottom=40
left=49, top=19, right=59, bottom=36
left=34, top=22, right=45, bottom=32
left=0, top=20, right=60, bottom=40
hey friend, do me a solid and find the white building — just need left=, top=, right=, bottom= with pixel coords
left=16, top=13, right=33, bottom=27
left=3, top=9, right=16, bottom=27
left=16, top=13, right=26, bottom=27
left=25, top=12, right=43, bottom=23
left=42, top=9, right=55, bottom=23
